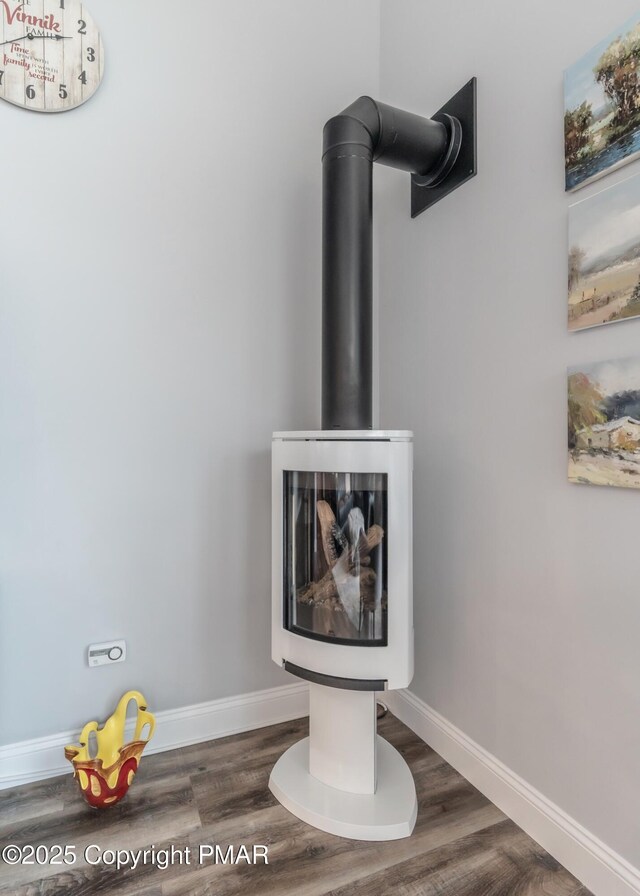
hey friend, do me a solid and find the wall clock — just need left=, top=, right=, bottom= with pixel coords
left=0, top=0, right=104, bottom=112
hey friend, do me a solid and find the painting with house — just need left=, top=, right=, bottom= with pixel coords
left=568, top=355, right=640, bottom=488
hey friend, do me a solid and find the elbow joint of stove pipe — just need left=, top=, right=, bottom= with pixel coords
left=322, top=96, right=456, bottom=178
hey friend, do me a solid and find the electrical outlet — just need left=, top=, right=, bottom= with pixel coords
left=88, top=639, right=126, bottom=667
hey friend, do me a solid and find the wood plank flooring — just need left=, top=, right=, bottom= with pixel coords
left=0, top=713, right=593, bottom=896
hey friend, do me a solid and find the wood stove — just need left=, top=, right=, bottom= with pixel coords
left=272, top=431, right=413, bottom=687
left=269, top=84, right=477, bottom=840
left=270, top=432, right=415, bottom=839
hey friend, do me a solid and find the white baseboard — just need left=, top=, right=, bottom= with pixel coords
left=0, top=682, right=309, bottom=791
left=386, top=688, right=640, bottom=896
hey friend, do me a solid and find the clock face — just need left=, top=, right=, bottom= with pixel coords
left=0, top=0, right=104, bottom=112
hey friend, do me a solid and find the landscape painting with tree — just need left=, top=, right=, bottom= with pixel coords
left=568, top=355, right=640, bottom=489
left=568, top=174, right=640, bottom=330
left=565, top=13, right=640, bottom=191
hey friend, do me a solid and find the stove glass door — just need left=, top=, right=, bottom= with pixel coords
left=283, top=470, right=388, bottom=646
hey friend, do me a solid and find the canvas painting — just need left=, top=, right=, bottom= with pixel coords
left=565, top=12, right=640, bottom=191
left=568, top=174, right=640, bottom=330
left=568, top=355, right=640, bottom=488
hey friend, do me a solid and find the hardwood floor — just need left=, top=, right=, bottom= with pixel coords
left=0, top=713, right=593, bottom=896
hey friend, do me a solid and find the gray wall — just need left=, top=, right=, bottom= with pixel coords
left=0, top=0, right=380, bottom=744
left=378, top=0, right=640, bottom=869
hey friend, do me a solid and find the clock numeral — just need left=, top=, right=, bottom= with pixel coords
left=0, top=71, right=4, bottom=86
left=26, top=84, right=35, bottom=100
left=58, top=83, right=67, bottom=99
left=77, top=19, right=87, bottom=34
left=78, top=70, right=87, bottom=85
left=86, top=47, right=95, bottom=62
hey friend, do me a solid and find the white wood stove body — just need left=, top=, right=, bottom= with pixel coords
left=269, top=431, right=416, bottom=840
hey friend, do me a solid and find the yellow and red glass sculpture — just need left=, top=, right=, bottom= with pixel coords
left=65, top=690, right=155, bottom=808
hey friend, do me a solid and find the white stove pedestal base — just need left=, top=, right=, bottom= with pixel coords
left=269, top=684, right=417, bottom=841
left=269, top=735, right=417, bottom=841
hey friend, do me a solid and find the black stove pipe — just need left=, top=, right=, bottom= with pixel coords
left=321, top=96, right=459, bottom=430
